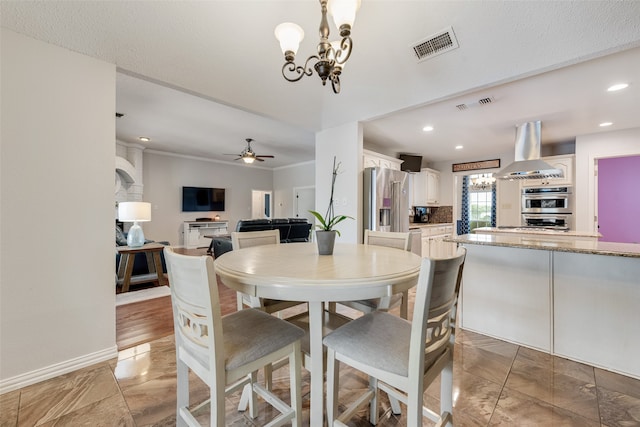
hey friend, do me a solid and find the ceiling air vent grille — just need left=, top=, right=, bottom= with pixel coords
left=456, top=97, right=495, bottom=111
left=411, top=26, right=459, bottom=63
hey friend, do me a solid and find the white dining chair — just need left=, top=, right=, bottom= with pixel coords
left=231, top=230, right=307, bottom=316
left=323, top=247, right=466, bottom=427
left=164, top=247, right=304, bottom=426
left=336, top=229, right=411, bottom=319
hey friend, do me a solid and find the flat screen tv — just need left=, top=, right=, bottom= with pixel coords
left=399, top=154, right=423, bottom=172
left=182, top=187, right=225, bottom=212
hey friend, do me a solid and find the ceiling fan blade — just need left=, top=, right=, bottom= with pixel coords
left=255, top=157, right=265, bottom=162
left=256, top=155, right=275, bottom=158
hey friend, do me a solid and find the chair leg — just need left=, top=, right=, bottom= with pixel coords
left=264, top=363, right=273, bottom=391
left=369, top=376, right=379, bottom=425
left=326, top=348, right=340, bottom=427
left=210, top=379, right=226, bottom=426
left=406, top=383, right=423, bottom=427
left=238, top=383, right=251, bottom=412
left=389, top=394, right=402, bottom=415
left=236, top=292, right=244, bottom=311
left=440, top=360, right=454, bottom=427
left=400, top=290, right=409, bottom=319
left=289, top=342, right=302, bottom=427
left=176, top=358, right=189, bottom=426
left=249, top=371, right=258, bottom=419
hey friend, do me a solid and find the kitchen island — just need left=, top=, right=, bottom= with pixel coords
left=474, top=226, right=602, bottom=241
left=448, top=233, right=640, bottom=379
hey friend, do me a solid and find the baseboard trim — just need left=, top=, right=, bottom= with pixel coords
left=0, top=345, right=118, bottom=395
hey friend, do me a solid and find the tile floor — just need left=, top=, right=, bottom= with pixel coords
left=2, top=285, right=639, bottom=426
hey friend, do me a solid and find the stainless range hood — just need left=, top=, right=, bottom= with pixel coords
left=496, top=121, right=563, bottom=180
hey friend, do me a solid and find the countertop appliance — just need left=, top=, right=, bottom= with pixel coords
left=521, top=186, right=573, bottom=230
left=364, top=167, right=410, bottom=232
left=413, top=206, right=431, bottom=223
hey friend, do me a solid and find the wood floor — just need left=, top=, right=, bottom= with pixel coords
left=116, top=296, right=174, bottom=350
left=115, top=247, right=238, bottom=351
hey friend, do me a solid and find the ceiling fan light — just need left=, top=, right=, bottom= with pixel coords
left=328, top=0, right=361, bottom=33
left=243, top=156, right=255, bottom=164
left=275, top=22, right=304, bottom=55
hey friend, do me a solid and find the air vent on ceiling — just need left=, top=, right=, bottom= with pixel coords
left=410, top=26, right=459, bottom=63
left=456, top=96, right=495, bottom=111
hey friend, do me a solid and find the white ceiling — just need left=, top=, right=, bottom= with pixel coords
left=2, top=1, right=640, bottom=168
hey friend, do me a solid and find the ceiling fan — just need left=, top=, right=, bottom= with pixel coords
left=225, top=138, right=275, bottom=164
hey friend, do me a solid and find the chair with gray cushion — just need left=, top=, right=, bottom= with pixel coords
left=323, top=247, right=466, bottom=427
left=164, top=247, right=304, bottom=426
left=336, top=230, right=411, bottom=319
left=231, top=230, right=307, bottom=315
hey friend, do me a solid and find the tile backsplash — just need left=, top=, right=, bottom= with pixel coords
left=429, top=206, right=453, bottom=223
left=410, top=206, right=453, bottom=224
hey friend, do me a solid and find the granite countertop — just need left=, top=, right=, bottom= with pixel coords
left=446, top=234, right=640, bottom=258
left=409, top=223, right=453, bottom=229
left=474, top=227, right=601, bottom=238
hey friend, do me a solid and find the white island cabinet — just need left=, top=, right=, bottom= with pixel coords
left=450, top=233, right=640, bottom=379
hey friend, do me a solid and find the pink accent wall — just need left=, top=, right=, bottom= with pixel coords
left=598, top=155, right=640, bottom=243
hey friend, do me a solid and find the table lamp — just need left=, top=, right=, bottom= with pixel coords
left=118, top=202, right=151, bottom=248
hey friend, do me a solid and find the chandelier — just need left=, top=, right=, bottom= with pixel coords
left=274, top=0, right=361, bottom=94
left=469, top=174, right=496, bottom=191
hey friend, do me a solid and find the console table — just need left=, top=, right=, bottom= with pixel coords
left=183, top=220, right=229, bottom=249
left=116, top=243, right=168, bottom=292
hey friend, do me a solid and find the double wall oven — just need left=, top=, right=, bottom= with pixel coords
left=521, top=186, right=573, bottom=230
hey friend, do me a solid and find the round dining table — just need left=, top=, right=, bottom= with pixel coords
left=214, top=242, right=422, bottom=426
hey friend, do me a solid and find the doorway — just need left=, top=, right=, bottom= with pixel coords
left=596, top=155, right=640, bottom=243
left=251, top=190, right=272, bottom=219
left=294, top=186, right=316, bottom=225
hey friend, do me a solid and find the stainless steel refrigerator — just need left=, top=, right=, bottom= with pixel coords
left=363, top=167, right=410, bottom=232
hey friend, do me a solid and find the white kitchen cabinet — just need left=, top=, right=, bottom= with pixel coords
left=419, top=224, right=455, bottom=258
left=521, top=155, right=574, bottom=187
left=362, top=149, right=403, bottom=170
left=413, top=168, right=440, bottom=206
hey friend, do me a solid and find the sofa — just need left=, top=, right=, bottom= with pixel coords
left=210, top=218, right=312, bottom=258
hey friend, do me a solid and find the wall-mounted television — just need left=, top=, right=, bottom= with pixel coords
left=182, top=187, right=225, bottom=212
left=399, top=154, right=423, bottom=172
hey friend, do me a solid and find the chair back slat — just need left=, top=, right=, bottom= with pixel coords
left=364, top=229, right=411, bottom=251
left=409, top=247, right=466, bottom=377
left=164, top=247, right=223, bottom=368
left=231, top=230, right=280, bottom=249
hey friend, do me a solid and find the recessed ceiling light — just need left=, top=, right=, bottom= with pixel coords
left=138, top=136, right=151, bottom=142
left=455, top=145, right=463, bottom=150
left=599, top=122, right=613, bottom=127
left=422, top=125, right=434, bottom=132
left=607, top=83, right=629, bottom=92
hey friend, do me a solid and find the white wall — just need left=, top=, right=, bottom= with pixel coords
left=315, top=122, right=362, bottom=243
left=575, top=127, right=640, bottom=232
left=273, top=161, right=315, bottom=218
left=1, top=30, right=116, bottom=390
left=142, top=151, right=274, bottom=244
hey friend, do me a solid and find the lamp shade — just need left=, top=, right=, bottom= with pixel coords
left=275, top=22, right=304, bottom=54
left=328, top=0, right=361, bottom=29
left=118, top=202, right=151, bottom=222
